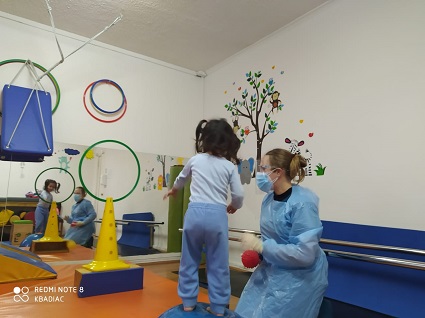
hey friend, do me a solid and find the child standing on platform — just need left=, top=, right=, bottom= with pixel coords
left=164, top=118, right=244, bottom=316
left=35, top=179, right=60, bottom=234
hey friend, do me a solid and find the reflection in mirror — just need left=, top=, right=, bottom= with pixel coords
left=0, top=141, right=188, bottom=258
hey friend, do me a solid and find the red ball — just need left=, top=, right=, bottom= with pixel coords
left=241, top=250, right=260, bottom=268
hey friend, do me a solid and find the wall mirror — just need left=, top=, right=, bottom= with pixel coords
left=0, top=140, right=187, bottom=257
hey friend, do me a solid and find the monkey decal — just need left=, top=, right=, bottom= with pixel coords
left=270, top=91, right=281, bottom=113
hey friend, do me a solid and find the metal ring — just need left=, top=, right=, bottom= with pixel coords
left=79, top=140, right=140, bottom=202
left=34, top=167, right=76, bottom=204
left=83, top=81, right=127, bottom=123
left=89, top=79, right=125, bottom=114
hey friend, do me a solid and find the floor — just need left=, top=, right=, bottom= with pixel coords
left=0, top=242, right=242, bottom=315
left=141, top=261, right=241, bottom=311
left=1, top=246, right=217, bottom=317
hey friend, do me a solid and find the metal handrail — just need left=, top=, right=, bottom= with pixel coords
left=94, top=221, right=161, bottom=228
left=220, top=226, right=425, bottom=270
left=99, top=219, right=164, bottom=225
left=224, top=227, right=425, bottom=271
left=94, top=220, right=128, bottom=225
left=229, top=227, right=425, bottom=257
left=228, top=227, right=260, bottom=235
left=324, top=249, right=425, bottom=271
left=320, top=238, right=425, bottom=257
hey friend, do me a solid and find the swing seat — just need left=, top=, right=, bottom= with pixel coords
left=1, top=84, right=53, bottom=159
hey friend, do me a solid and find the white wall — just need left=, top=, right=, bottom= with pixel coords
left=91, top=146, right=188, bottom=251
left=2, top=1, right=425, bottom=266
left=203, top=0, right=425, bottom=265
left=0, top=12, right=203, bottom=157
left=0, top=12, right=202, bottom=251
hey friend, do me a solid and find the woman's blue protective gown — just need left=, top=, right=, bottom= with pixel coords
left=64, top=199, right=96, bottom=245
left=235, top=185, right=328, bottom=318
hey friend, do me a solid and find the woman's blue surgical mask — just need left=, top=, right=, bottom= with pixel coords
left=74, top=194, right=82, bottom=202
left=256, top=170, right=277, bottom=193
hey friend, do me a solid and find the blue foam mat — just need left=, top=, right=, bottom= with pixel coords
left=159, top=302, right=242, bottom=317
left=0, top=242, right=41, bottom=260
left=0, top=245, right=56, bottom=274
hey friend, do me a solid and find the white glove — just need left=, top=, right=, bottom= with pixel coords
left=241, top=232, right=263, bottom=253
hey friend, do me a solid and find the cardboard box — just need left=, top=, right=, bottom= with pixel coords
left=10, top=220, right=33, bottom=246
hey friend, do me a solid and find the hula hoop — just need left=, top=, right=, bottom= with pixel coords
left=89, top=79, right=125, bottom=114
left=0, top=59, right=61, bottom=114
left=79, top=140, right=140, bottom=202
left=35, top=167, right=76, bottom=204
left=83, top=82, right=127, bottom=123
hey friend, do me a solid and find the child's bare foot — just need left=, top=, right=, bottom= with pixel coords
left=206, top=306, right=224, bottom=316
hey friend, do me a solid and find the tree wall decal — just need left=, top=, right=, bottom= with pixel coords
left=156, top=155, right=173, bottom=187
left=224, top=70, right=285, bottom=176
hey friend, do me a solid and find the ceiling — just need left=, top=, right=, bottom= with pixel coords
left=0, top=0, right=329, bottom=73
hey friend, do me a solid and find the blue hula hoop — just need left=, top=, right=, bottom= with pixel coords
left=89, top=79, right=125, bottom=114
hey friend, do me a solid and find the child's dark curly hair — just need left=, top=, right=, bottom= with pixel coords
left=44, top=179, right=61, bottom=193
left=195, top=118, right=241, bottom=164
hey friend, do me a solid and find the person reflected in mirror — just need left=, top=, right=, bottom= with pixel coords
left=64, top=186, right=97, bottom=248
left=35, top=179, right=60, bottom=234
